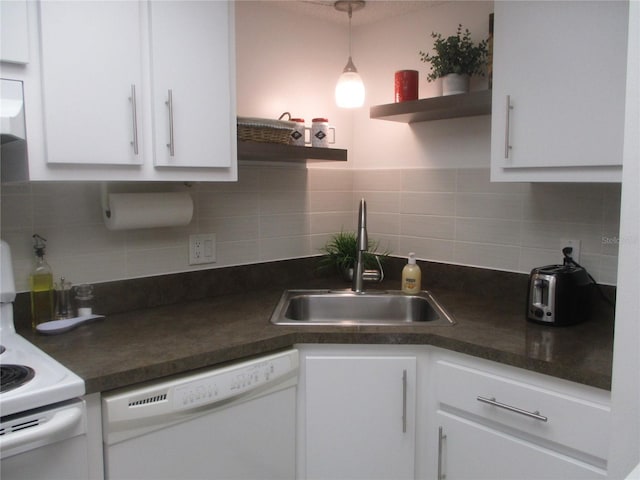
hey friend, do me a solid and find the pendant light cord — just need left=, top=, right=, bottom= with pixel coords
left=348, top=4, right=353, bottom=58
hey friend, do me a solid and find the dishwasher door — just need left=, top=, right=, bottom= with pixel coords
left=102, top=349, right=298, bottom=480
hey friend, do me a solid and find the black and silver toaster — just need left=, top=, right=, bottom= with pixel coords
left=526, top=264, right=593, bottom=326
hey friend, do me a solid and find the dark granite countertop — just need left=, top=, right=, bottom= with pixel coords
left=15, top=258, right=615, bottom=394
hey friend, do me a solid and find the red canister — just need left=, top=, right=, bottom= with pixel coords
left=394, top=70, right=419, bottom=102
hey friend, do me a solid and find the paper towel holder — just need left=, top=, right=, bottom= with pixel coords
left=100, top=183, right=194, bottom=218
left=101, top=183, right=112, bottom=218
left=100, top=183, right=195, bottom=231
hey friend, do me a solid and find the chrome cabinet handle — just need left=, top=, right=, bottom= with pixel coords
left=437, top=426, right=446, bottom=480
left=129, top=84, right=139, bottom=155
left=401, top=369, right=407, bottom=433
left=504, top=95, right=513, bottom=159
left=165, top=89, right=175, bottom=156
left=477, top=396, right=548, bottom=422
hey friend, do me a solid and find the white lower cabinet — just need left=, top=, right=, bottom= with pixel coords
left=298, top=345, right=417, bottom=480
left=435, top=411, right=606, bottom=480
left=429, top=348, right=611, bottom=480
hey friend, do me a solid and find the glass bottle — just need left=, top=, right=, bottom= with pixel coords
left=29, top=234, right=54, bottom=329
left=74, top=283, right=94, bottom=316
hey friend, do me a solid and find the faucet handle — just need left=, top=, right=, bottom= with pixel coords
left=362, top=255, right=385, bottom=283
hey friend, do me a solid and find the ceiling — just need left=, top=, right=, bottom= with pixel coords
left=265, top=0, right=446, bottom=27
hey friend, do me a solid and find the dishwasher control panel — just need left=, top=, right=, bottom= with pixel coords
left=102, top=349, right=299, bottom=427
left=174, top=355, right=285, bottom=411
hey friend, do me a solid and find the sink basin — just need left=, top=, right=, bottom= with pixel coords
left=270, top=289, right=456, bottom=326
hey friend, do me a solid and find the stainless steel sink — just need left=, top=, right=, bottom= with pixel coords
left=270, top=289, right=456, bottom=326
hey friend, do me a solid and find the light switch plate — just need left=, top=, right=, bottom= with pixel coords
left=189, top=234, right=216, bottom=265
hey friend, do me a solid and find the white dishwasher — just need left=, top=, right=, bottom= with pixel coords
left=102, top=349, right=298, bottom=480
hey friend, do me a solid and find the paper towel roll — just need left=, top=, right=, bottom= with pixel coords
left=103, top=192, right=193, bottom=230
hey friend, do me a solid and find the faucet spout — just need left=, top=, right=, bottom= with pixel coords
left=352, top=198, right=368, bottom=293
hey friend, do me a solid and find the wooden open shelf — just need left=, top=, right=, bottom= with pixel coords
left=237, top=141, right=347, bottom=162
left=370, top=90, right=492, bottom=123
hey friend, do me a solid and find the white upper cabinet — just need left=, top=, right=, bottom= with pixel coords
left=32, top=0, right=236, bottom=181
left=39, top=1, right=145, bottom=166
left=1, top=0, right=30, bottom=64
left=149, top=1, right=233, bottom=168
left=490, top=1, right=628, bottom=182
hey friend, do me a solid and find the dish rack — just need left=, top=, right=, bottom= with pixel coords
left=237, top=116, right=296, bottom=145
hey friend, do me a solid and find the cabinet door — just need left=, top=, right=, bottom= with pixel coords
left=490, top=1, right=627, bottom=179
left=148, top=1, right=234, bottom=168
left=436, top=412, right=607, bottom=480
left=1, top=0, right=30, bottom=64
left=39, top=1, right=145, bottom=165
left=305, top=355, right=416, bottom=480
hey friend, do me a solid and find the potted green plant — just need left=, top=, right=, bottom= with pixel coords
left=419, top=24, right=489, bottom=96
left=318, top=231, right=390, bottom=281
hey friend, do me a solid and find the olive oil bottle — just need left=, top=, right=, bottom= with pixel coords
left=30, top=234, right=54, bottom=329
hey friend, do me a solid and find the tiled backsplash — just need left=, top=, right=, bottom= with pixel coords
left=1, top=166, right=620, bottom=291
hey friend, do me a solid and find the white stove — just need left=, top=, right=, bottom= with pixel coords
left=0, top=322, right=85, bottom=417
left=0, top=240, right=89, bottom=480
left=0, top=240, right=84, bottom=417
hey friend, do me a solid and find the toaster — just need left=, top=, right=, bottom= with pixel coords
left=526, top=264, right=593, bottom=325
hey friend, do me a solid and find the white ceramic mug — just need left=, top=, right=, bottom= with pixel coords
left=311, top=118, right=336, bottom=148
left=290, top=118, right=310, bottom=146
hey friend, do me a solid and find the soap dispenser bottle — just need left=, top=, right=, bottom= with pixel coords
left=30, top=234, right=54, bottom=329
left=402, top=252, right=421, bottom=294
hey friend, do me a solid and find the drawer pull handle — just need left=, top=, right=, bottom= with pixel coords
left=166, top=89, right=175, bottom=156
left=401, top=369, right=407, bottom=433
left=477, top=396, right=548, bottom=422
left=504, top=95, right=513, bottom=159
left=438, top=426, right=446, bottom=480
left=129, top=84, right=139, bottom=155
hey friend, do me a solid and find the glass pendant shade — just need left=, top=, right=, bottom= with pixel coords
left=335, top=1, right=365, bottom=108
left=335, top=57, right=365, bottom=108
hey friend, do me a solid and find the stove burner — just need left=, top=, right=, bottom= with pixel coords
left=1, top=364, right=35, bottom=393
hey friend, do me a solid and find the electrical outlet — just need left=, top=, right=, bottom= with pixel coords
left=561, top=238, right=581, bottom=263
left=189, top=234, right=216, bottom=265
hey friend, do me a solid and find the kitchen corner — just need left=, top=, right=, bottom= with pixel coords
left=14, top=257, right=615, bottom=394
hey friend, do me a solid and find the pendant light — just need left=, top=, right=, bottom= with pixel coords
left=334, top=0, right=365, bottom=108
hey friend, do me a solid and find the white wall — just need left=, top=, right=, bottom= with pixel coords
left=0, top=0, right=622, bottom=292
left=353, top=1, right=493, bottom=169
left=235, top=1, right=353, bottom=158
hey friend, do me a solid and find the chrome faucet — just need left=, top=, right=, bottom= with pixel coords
left=352, top=198, right=368, bottom=293
left=351, top=199, right=384, bottom=293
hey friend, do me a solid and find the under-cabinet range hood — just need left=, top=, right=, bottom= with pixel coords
left=1, top=78, right=29, bottom=182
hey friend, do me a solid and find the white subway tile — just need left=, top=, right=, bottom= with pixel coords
left=455, top=218, right=522, bottom=246
left=310, top=212, right=354, bottom=235
left=353, top=169, right=402, bottom=191
left=400, top=215, right=455, bottom=240
left=260, top=166, right=308, bottom=191
left=454, top=242, right=520, bottom=271
left=308, top=168, right=353, bottom=191
left=260, top=190, right=308, bottom=215
left=456, top=193, right=522, bottom=220
left=401, top=192, right=455, bottom=216
left=199, top=216, right=259, bottom=242
left=260, top=236, right=310, bottom=260
left=260, top=214, right=310, bottom=238
left=399, top=236, right=453, bottom=263
left=216, top=240, right=260, bottom=267
left=401, top=168, right=456, bottom=192
left=309, top=191, right=353, bottom=212
left=197, top=191, right=260, bottom=218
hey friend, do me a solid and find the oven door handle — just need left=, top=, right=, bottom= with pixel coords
left=0, top=404, right=84, bottom=458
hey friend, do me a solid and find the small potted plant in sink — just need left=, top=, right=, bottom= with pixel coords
left=419, top=24, right=489, bottom=96
left=318, top=230, right=390, bottom=281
